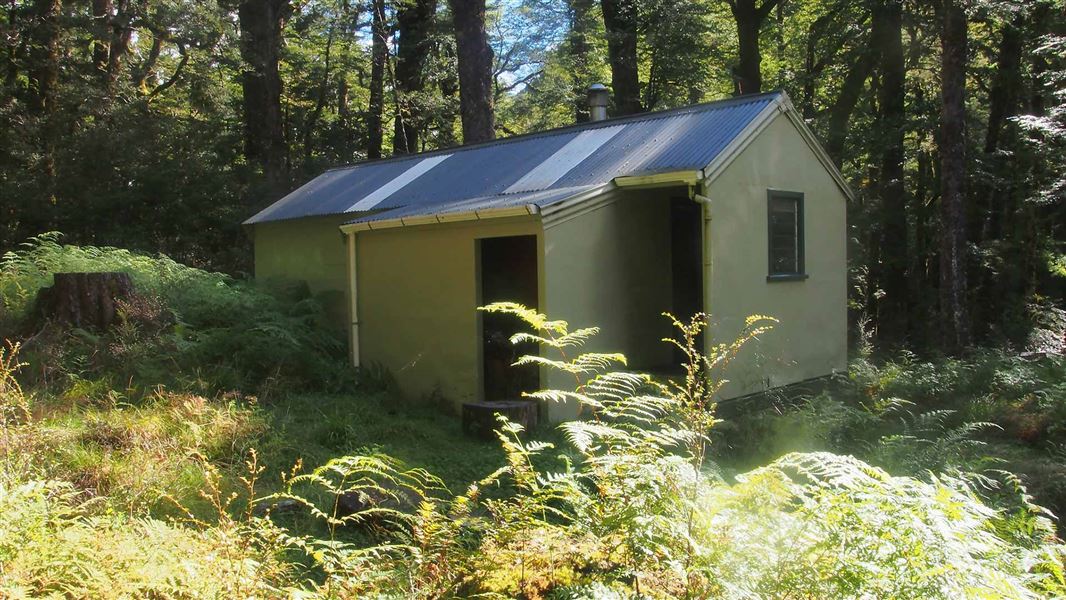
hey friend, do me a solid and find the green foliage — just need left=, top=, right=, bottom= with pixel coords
left=699, top=452, right=1065, bottom=599
left=0, top=298, right=1063, bottom=597
left=0, top=473, right=296, bottom=597
left=0, top=0, right=1063, bottom=354
left=721, top=348, right=1066, bottom=525
left=263, top=305, right=1065, bottom=598
left=0, top=346, right=295, bottom=597
left=1, top=233, right=355, bottom=396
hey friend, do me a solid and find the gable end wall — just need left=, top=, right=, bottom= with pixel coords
left=705, top=112, right=848, bottom=395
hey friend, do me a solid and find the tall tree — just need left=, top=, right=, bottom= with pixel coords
left=28, top=0, right=60, bottom=216
left=28, top=0, right=60, bottom=115
left=643, top=0, right=713, bottom=109
left=977, top=14, right=1024, bottom=241
left=91, top=0, right=111, bottom=75
left=872, top=0, right=908, bottom=342
left=802, top=2, right=872, bottom=163
left=723, top=0, right=784, bottom=95
left=393, top=0, right=438, bottom=154
left=448, top=0, right=494, bottom=143
left=823, top=50, right=871, bottom=164
left=938, top=0, right=971, bottom=349
left=367, top=0, right=388, bottom=159
left=104, top=0, right=132, bottom=90
left=238, top=0, right=291, bottom=198
left=567, top=0, right=597, bottom=122
left=983, top=17, right=1023, bottom=157
left=600, top=0, right=641, bottom=114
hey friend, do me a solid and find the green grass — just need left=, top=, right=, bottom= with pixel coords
left=256, top=391, right=507, bottom=495
left=16, top=387, right=510, bottom=517
left=2, top=240, right=1064, bottom=598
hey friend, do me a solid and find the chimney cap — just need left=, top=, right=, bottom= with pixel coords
left=588, top=83, right=609, bottom=104
left=588, top=83, right=610, bottom=121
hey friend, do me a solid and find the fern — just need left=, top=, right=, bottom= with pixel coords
left=264, top=305, right=1065, bottom=598
left=6, top=300, right=1057, bottom=598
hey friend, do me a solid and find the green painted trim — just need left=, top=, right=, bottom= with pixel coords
left=339, top=205, right=539, bottom=235
left=766, top=273, right=810, bottom=282
left=613, top=170, right=701, bottom=188
left=766, top=189, right=806, bottom=278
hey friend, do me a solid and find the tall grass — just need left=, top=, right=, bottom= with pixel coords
left=1, top=233, right=355, bottom=396
left=252, top=305, right=1066, bottom=598
left=1, top=240, right=1063, bottom=597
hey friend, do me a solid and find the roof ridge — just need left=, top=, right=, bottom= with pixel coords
left=323, top=91, right=784, bottom=174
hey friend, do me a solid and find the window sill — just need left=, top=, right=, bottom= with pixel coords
left=766, top=273, right=809, bottom=282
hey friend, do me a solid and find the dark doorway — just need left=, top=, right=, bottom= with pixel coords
left=478, top=235, right=540, bottom=401
left=670, top=198, right=704, bottom=364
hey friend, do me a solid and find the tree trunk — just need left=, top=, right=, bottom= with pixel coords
left=91, top=0, right=111, bottom=75
left=970, top=16, right=1025, bottom=338
left=337, top=77, right=356, bottom=159
left=912, top=107, right=936, bottom=348
left=600, top=0, right=641, bottom=115
left=133, top=32, right=164, bottom=92
left=872, top=0, right=908, bottom=344
left=28, top=0, right=60, bottom=116
left=978, top=15, right=1023, bottom=240
left=728, top=0, right=780, bottom=95
left=28, top=0, right=60, bottom=223
left=367, top=0, right=387, bottom=159
left=238, top=0, right=291, bottom=198
left=568, top=0, right=596, bottom=122
left=35, top=272, right=134, bottom=330
left=303, top=25, right=334, bottom=158
left=436, top=44, right=461, bottom=148
left=449, top=0, right=495, bottom=143
left=3, top=1, right=18, bottom=90
left=983, top=18, right=1023, bottom=156
left=800, top=12, right=835, bottom=119
left=824, top=49, right=872, bottom=165
left=393, top=0, right=436, bottom=154
left=938, top=0, right=970, bottom=351
left=105, top=0, right=132, bottom=90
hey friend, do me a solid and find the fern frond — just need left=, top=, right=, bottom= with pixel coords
left=572, top=352, right=628, bottom=372
left=524, top=389, right=604, bottom=408
left=478, top=302, right=568, bottom=334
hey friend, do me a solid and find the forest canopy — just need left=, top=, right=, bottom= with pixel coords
left=0, top=0, right=1063, bottom=351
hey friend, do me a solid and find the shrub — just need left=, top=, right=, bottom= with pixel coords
left=267, top=305, right=1066, bottom=598
left=0, top=233, right=355, bottom=396
left=1, top=297, right=1062, bottom=598
left=0, top=475, right=295, bottom=598
left=0, top=342, right=267, bottom=514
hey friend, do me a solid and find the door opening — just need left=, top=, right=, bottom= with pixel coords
left=670, top=197, right=704, bottom=365
left=478, top=235, right=540, bottom=401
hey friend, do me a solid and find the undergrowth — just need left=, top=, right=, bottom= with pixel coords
left=0, top=238, right=1064, bottom=598
left=242, top=304, right=1063, bottom=599
left=718, top=349, right=1066, bottom=522
left=0, top=233, right=356, bottom=397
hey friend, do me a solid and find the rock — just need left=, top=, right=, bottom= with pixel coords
left=334, top=481, right=419, bottom=521
left=462, top=399, right=539, bottom=440
left=253, top=498, right=301, bottom=517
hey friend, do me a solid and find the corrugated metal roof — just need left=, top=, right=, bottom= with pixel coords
left=244, top=91, right=782, bottom=225
left=348, top=185, right=603, bottom=227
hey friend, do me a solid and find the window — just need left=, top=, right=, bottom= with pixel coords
left=767, top=190, right=806, bottom=280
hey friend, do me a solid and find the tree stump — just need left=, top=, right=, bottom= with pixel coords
left=462, top=399, right=539, bottom=440
left=35, top=272, right=134, bottom=330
